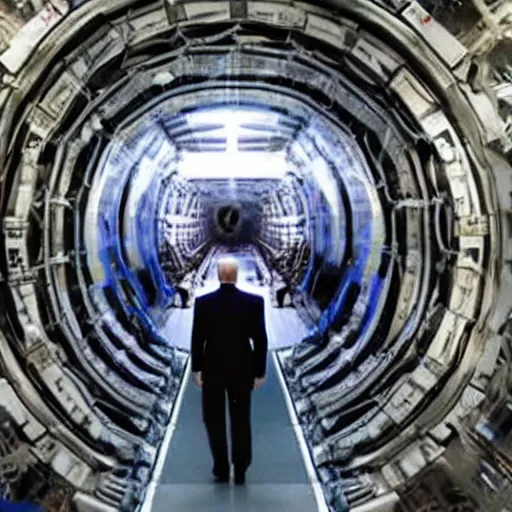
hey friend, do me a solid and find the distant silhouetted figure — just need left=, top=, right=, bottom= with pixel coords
left=191, top=256, right=268, bottom=484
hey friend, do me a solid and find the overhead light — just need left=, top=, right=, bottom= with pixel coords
left=185, top=107, right=280, bottom=128
left=178, top=151, right=288, bottom=179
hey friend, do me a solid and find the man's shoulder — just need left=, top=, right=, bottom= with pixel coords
left=237, top=289, right=264, bottom=305
left=195, top=291, right=215, bottom=304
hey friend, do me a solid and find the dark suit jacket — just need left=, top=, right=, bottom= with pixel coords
left=191, top=283, right=268, bottom=384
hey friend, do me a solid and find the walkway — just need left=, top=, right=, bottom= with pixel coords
left=146, top=249, right=317, bottom=511
left=150, top=354, right=318, bottom=512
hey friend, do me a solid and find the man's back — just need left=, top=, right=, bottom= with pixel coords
left=191, top=256, right=268, bottom=483
left=191, top=283, right=267, bottom=383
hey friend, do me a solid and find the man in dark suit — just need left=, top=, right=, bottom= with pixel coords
left=191, top=256, right=268, bottom=484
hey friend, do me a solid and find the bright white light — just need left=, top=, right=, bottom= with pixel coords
left=185, top=108, right=280, bottom=128
left=178, top=107, right=287, bottom=179
left=178, top=151, right=288, bottom=179
left=226, top=118, right=239, bottom=154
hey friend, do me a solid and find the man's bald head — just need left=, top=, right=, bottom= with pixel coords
left=218, top=257, right=238, bottom=283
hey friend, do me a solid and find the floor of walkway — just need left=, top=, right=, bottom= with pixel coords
left=151, top=353, right=318, bottom=512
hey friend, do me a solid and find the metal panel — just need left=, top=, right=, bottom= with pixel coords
left=39, top=71, right=83, bottom=123
left=0, top=379, right=46, bottom=442
left=401, top=2, right=467, bottom=69
left=304, top=13, right=352, bottom=51
left=183, top=1, right=231, bottom=22
left=0, top=2, right=68, bottom=74
left=425, top=310, right=468, bottom=369
left=247, top=1, right=307, bottom=27
left=389, top=67, right=438, bottom=120
left=350, top=33, right=404, bottom=83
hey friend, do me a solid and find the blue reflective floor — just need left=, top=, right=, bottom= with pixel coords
left=151, top=354, right=318, bottom=512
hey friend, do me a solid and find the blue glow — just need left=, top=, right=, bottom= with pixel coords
left=318, top=221, right=373, bottom=335
left=353, top=272, right=386, bottom=353
left=0, top=499, right=43, bottom=511
left=91, top=133, right=177, bottom=344
left=135, top=172, right=175, bottom=306
left=298, top=175, right=317, bottom=292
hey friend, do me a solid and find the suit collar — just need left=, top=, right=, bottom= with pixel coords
left=220, top=283, right=236, bottom=291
